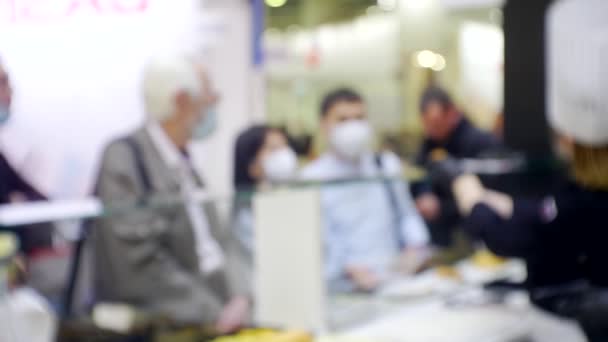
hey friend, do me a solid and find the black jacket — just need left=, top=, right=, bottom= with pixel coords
left=414, top=118, right=501, bottom=195
left=0, top=152, right=45, bottom=204
left=464, top=181, right=608, bottom=340
left=412, top=118, right=502, bottom=240
left=0, top=152, right=52, bottom=252
left=415, top=118, right=501, bottom=167
left=467, top=181, right=608, bottom=287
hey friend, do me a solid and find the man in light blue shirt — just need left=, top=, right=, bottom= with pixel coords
left=301, top=89, right=430, bottom=292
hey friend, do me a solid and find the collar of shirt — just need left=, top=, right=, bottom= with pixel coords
left=146, top=122, right=202, bottom=186
left=145, top=121, right=224, bottom=274
left=302, top=152, right=381, bottom=181
left=146, top=121, right=183, bottom=171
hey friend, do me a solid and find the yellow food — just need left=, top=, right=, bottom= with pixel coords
left=430, top=148, right=448, bottom=162
left=0, top=233, right=18, bottom=260
left=435, top=266, right=461, bottom=280
left=471, top=250, right=507, bottom=268
left=211, top=329, right=312, bottom=342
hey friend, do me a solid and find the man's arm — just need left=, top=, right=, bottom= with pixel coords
left=204, top=202, right=250, bottom=298
left=95, top=142, right=224, bottom=324
left=323, top=212, right=357, bottom=292
left=450, top=173, right=538, bottom=257
left=396, top=179, right=430, bottom=247
left=382, top=153, right=430, bottom=247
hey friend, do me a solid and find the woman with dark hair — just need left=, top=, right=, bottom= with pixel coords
left=232, top=125, right=298, bottom=255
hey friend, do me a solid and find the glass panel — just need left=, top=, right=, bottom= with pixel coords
left=0, top=173, right=539, bottom=340
left=245, top=178, right=528, bottom=332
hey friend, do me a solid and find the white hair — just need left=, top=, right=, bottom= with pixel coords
left=142, top=55, right=201, bottom=122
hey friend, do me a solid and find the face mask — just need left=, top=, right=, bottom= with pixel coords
left=0, top=104, right=10, bottom=126
left=262, top=147, right=298, bottom=183
left=192, top=106, right=217, bottom=140
left=329, top=120, right=372, bottom=160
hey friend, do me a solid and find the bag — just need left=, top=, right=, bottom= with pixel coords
left=374, top=154, right=405, bottom=249
left=63, top=136, right=152, bottom=317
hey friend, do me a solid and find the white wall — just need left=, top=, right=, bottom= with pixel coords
left=191, top=0, right=259, bottom=200
left=459, top=21, right=504, bottom=127
left=0, top=0, right=257, bottom=200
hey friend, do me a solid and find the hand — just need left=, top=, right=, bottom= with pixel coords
left=215, top=296, right=250, bottom=334
left=428, top=156, right=463, bottom=192
left=416, top=193, right=441, bottom=221
left=396, top=247, right=434, bottom=275
left=345, top=266, right=381, bottom=292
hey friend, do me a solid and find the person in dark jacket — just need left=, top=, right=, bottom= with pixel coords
left=0, top=59, right=43, bottom=203
left=0, top=59, right=52, bottom=253
left=430, top=1, right=608, bottom=339
left=414, top=86, right=501, bottom=247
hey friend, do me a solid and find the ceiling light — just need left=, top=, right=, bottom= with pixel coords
left=416, top=50, right=437, bottom=68
left=266, top=0, right=288, bottom=8
left=432, top=54, right=446, bottom=71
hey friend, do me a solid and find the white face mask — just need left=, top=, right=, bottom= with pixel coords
left=262, top=147, right=298, bottom=183
left=329, top=120, right=373, bottom=160
left=192, top=106, right=217, bottom=140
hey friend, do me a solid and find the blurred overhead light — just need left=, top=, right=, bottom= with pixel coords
left=401, top=0, right=433, bottom=13
left=416, top=50, right=437, bottom=68
left=265, top=0, right=288, bottom=8
left=378, top=0, right=397, bottom=11
left=414, top=50, right=446, bottom=71
left=432, top=54, right=446, bottom=71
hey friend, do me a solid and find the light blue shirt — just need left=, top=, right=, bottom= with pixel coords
left=233, top=203, right=255, bottom=257
left=300, top=152, right=429, bottom=291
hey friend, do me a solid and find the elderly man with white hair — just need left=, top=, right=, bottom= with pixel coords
left=94, top=55, right=249, bottom=332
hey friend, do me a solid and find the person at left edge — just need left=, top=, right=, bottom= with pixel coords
left=94, top=55, right=249, bottom=333
left=0, top=56, right=57, bottom=342
left=0, top=58, right=53, bottom=252
left=300, top=88, right=431, bottom=293
left=0, top=57, right=62, bottom=303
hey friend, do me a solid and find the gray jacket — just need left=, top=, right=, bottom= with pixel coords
left=93, top=128, right=248, bottom=324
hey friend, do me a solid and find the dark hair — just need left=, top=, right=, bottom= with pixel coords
left=419, top=86, right=454, bottom=114
left=233, top=125, right=284, bottom=189
left=320, top=88, right=363, bottom=117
